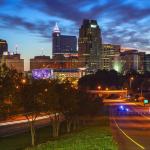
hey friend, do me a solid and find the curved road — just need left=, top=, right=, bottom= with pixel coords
left=0, top=116, right=50, bottom=137
left=108, top=101, right=150, bottom=150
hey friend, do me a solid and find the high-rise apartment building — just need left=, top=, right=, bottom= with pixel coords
left=78, top=19, right=102, bottom=71
left=138, top=52, right=145, bottom=73
left=52, top=23, right=77, bottom=57
left=0, top=39, right=8, bottom=57
left=120, top=50, right=145, bottom=74
left=144, top=54, right=150, bottom=72
left=101, top=44, right=120, bottom=70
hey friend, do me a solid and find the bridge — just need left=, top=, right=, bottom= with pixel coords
left=87, top=90, right=128, bottom=98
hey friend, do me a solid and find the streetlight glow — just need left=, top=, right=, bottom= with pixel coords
left=21, top=79, right=26, bottom=84
left=97, top=86, right=101, bottom=90
left=129, top=77, right=134, bottom=89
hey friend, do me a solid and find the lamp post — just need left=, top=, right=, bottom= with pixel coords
left=140, top=79, right=146, bottom=97
left=129, top=77, right=134, bottom=89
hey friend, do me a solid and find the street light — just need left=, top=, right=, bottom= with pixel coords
left=16, top=85, right=19, bottom=89
left=129, top=77, right=134, bottom=89
left=44, top=88, right=48, bottom=92
left=97, top=86, right=101, bottom=90
left=21, top=79, right=26, bottom=84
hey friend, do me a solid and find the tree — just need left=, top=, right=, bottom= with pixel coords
left=0, top=64, right=22, bottom=119
left=16, top=79, right=45, bottom=146
left=60, top=80, right=79, bottom=133
left=44, top=79, right=64, bottom=137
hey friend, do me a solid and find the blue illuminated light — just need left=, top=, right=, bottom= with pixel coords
left=120, top=105, right=124, bottom=109
left=126, top=108, right=129, bottom=112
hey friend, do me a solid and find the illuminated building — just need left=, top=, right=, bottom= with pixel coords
left=101, top=44, right=121, bottom=70
left=32, top=68, right=53, bottom=79
left=120, top=47, right=135, bottom=52
left=54, top=69, right=82, bottom=79
left=78, top=19, right=102, bottom=70
left=63, top=53, right=80, bottom=68
left=144, top=54, right=150, bottom=72
left=30, top=54, right=80, bottom=71
left=120, top=50, right=145, bottom=74
left=112, top=56, right=124, bottom=73
left=30, top=55, right=51, bottom=70
left=138, top=52, right=145, bottom=73
left=31, top=68, right=82, bottom=80
left=0, top=39, right=8, bottom=57
left=52, top=23, right=77, bottom=57
left=1, top=52, right=24, bottom=72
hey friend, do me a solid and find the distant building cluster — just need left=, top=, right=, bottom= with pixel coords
left=0, top=40, right=24, bottom=73
left=0, top=19, right=150, bottom=79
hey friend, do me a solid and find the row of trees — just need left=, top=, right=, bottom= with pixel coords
left=0, top=64, right=102, bottom=147
left=78, top=69, right=150, bottom=92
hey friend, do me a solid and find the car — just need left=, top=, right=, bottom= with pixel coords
left=117, top=105, right=129, bottom=112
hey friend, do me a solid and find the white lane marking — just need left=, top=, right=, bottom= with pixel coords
left=113, top=118, right=145, bottom=150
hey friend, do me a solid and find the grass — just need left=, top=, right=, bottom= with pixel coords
left=26, top=117, right=118, bottom=150
left=26, top=126, right=118, bottom=150
left=0, top=126, right=52, bottom=150
left=0, top=116, right=118, bottom=150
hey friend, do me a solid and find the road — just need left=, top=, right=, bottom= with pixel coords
left=1, top=99, right=150, bottom=150
left=0, top=116, right=50, bottom=137
left=107, top=100, right=150, bottom=150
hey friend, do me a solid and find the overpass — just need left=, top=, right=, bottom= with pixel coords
left=87, top=90, right=128, bottom=98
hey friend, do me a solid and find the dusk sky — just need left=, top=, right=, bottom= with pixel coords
left=0, top=0, right=150, bottom=70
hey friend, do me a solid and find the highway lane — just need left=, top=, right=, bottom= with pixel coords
left=0, top=116, right=50, bottom=137
left=109, top=101, right=150, bottom=150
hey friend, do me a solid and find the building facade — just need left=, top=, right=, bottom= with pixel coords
left=30, top=54, right=80, bottom=71
left=0, top=39, right=8, bottom=57
left=120, top=50, right=145, bottom=74
left=52, top=23, right=77, bottom=57
left=138, top=52, right=145, bottom=73
left=101, top=44, right=121, bottom=70
left=1, top=52, right=24, bottom=72
left=78, top=19, right=102, bottom=71
left=144, top=54, right=150, bottom=72
left=53, top=69, right=82, bottom=79
left=30, top=55, right=51, bottom=70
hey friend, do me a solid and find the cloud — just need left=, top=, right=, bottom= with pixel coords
left=0, top=14, right=54, bottom=38
left=0, top=0, right=150, bottom=52
left=3, top=0, right=150, bottom=28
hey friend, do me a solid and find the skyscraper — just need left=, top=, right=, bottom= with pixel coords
left=0, top=39, right=8, bottom=57
left=52, top=23, right=61, bottom=55
left=52, top=23, right=77, bottom=57
left=78, top=19, right=102, bottom=71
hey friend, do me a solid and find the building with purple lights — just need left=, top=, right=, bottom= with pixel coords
left=32, top=68, right=54, bottom=79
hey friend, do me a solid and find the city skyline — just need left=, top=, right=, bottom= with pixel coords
left=0, top=0, right=150, bottom=70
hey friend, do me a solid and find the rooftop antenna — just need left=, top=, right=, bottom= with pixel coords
left=41, top=48, right=44, bottom=56
left=15, top=44, right=18, bottom=54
